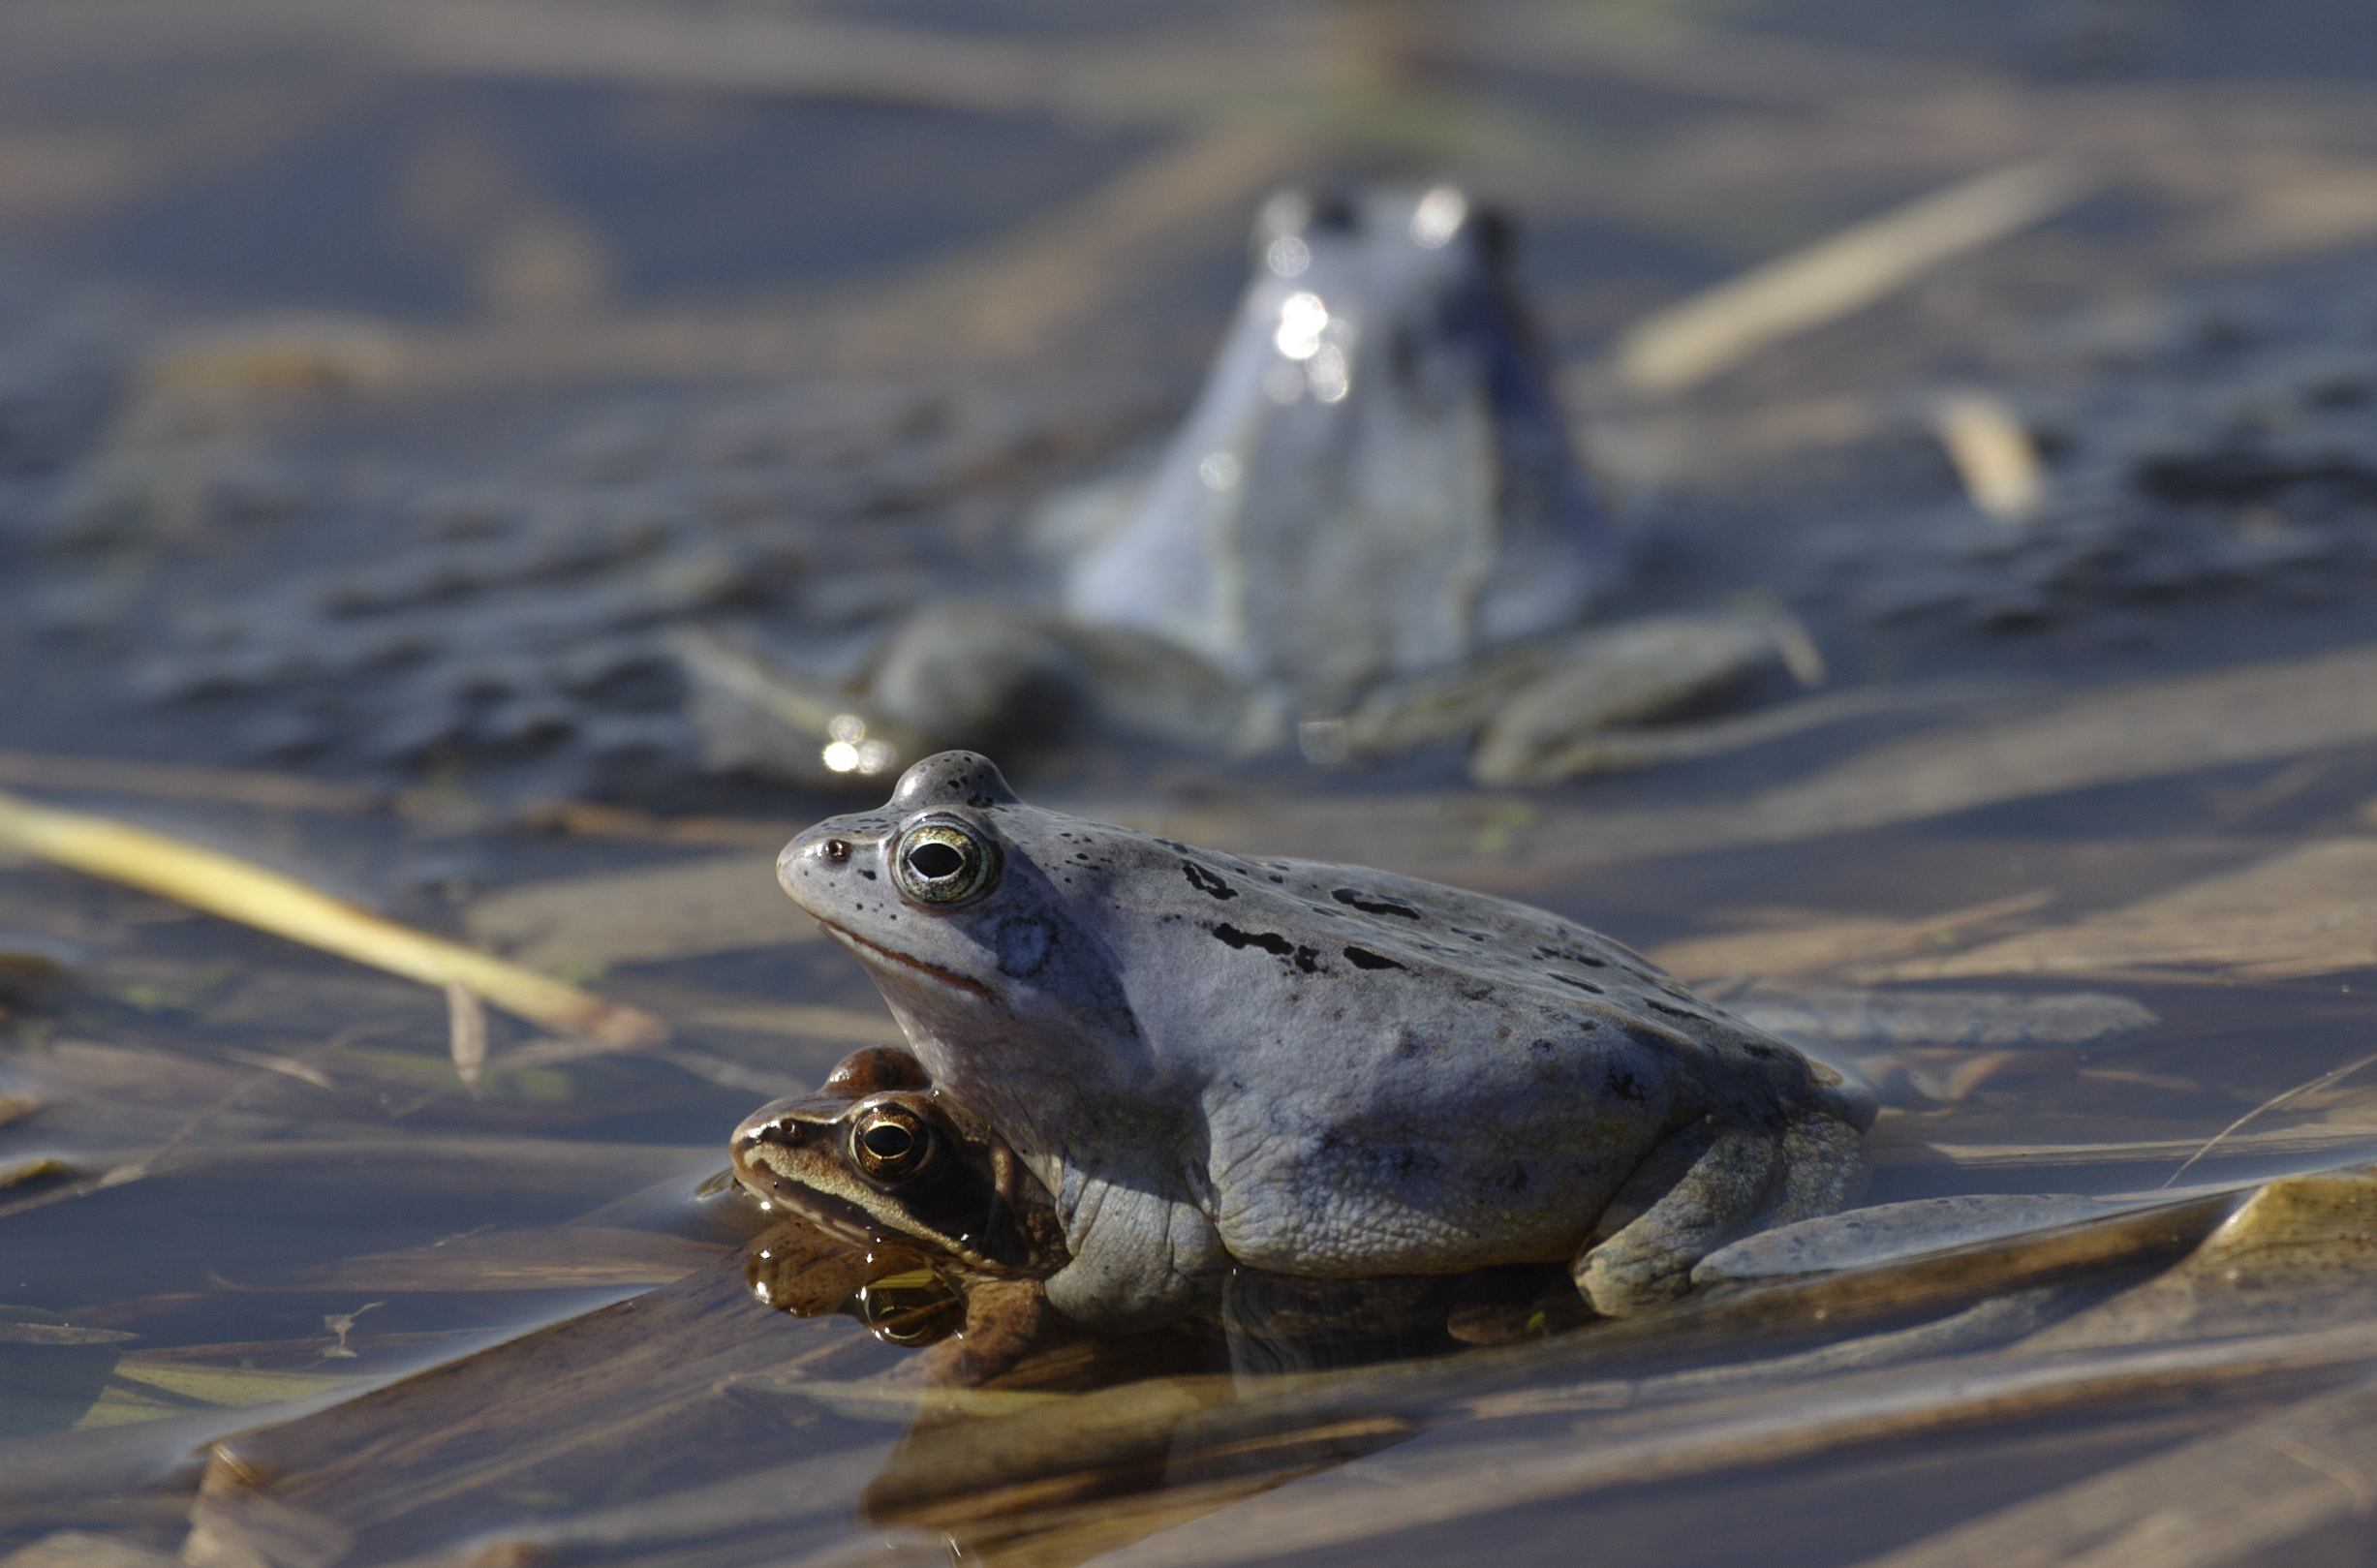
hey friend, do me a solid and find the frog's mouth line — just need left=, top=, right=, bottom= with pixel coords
left=736, top=1146, right=906, bottom=1250
left=737, top=1145, right=1012, bottom=1273
left=810, top=916, right=999, bottom=1002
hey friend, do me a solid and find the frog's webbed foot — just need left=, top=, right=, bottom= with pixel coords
left=1044, top=1177, right=1229, bottom=1332
left=1572, top=1111, right=1868, bottom=1315
left=1467, top=613, right=1825, bottom=786
left=1572, top=1118, right=1779, bottom=1315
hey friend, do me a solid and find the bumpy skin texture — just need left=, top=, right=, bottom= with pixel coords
left=781, top=752, right=1872, bottom=1330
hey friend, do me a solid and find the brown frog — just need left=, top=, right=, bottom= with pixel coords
left=733, top=1045, right=1067, bottom=1377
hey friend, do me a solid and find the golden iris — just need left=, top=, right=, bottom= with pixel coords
left=850, top=1105, right=937, bottom=1181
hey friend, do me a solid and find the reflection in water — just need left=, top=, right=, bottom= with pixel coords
left=143, top=1159, right=2377, bottom=1568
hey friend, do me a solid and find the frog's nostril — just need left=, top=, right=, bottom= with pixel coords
left=821, top=839, right=851, bottom=863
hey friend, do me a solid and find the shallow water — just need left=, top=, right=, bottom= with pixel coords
left=4, top=2, right=2377, bottom=1564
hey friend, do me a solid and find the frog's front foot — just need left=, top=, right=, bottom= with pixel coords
left=1045, top=1176, right=1230, bottom=1331
left=914, top=1277, right=1050, bottom=1387
left=1466, top=613, right=1824, bottom=785
left=1572, top=1112, right=1868, bottom=1315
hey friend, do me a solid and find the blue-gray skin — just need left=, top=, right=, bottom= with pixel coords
left=1062, top=185, right=1620, bottom=707
left=780, top=752, right=1873, bottom=1331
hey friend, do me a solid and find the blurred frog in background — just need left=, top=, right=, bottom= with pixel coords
left=676, top=185, right=1817, bottom=788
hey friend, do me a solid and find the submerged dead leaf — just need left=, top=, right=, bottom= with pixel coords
left=0, top=1532, right=184, bottom=1568
left=0, top=752, right=384, bottom=813
left=183, top=1484, right=353, bottom=1568
left=1855, top=1370, right=2377, bottom=1568
left=119, top=1168, right=2367, bottom=1568
left=463, top=854, right=822, bottom=976
left=1087, top=1323, right=2377, bottom=1568
left=2025, top=1168, right=2377, bottom=1349
left=1869, top=838, right=2377, bottom=982
left=112, top=1360, right=357, bottom=1409
left=1076, top=644, right=2377, bottom=883
left=1715, top=985, right=2157, bottom=1049
left=1651, top=892, right=2055, bottom=984
left=674, top=1001, right=905, bottom=1047
left=0, top=1155, right=71, bottom=1188
left=289, top=1227, right=727, bottom=1292
left=5, top=1136, right=720, bottom=1213
left=1877, top=1126, right=2377, bottom=1174
left=189, top=1256, right=893, bottom=1564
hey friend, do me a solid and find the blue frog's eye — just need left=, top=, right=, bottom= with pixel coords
left=891, top=817, right=1001, bottom=907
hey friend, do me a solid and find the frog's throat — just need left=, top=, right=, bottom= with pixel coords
left=811, top=916, right=998, bottom=1002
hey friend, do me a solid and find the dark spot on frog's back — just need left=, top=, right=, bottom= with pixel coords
left=1332, top=888, right=1422, bottom=919
left=1605, top=1066, right=1646, bottom=1102
left=1182, top=861, right=1237, bottom=900
left=1212, top=922, right=1295, bottom=957
left=1343, top=945, right=1405, bottom=971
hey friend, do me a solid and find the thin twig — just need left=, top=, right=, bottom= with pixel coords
left=1932, top=389, right=2044, bottom=522
left=2162, top=1047, right=2377, bottom=1189
left=446, top=981, right=488, bottom=1096
left=0, top=751, right=385, bottom=812
left=1615, top=157, right=2098, bottom=396
left=0, top=1071, right=262, bottom=1221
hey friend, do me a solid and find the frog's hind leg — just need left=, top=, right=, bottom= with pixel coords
left=1574, top=1112, right=1872, bottom=1315
left=1572, top=1117, right=1783, bottom=1315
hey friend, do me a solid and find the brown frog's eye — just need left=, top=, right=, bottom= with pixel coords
left=891, top=817, right=1000, bottom=907
left=850, top=1105, right=938, bottom=1182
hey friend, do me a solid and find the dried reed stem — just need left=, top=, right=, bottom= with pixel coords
left=0, top=788, right=665, bottom=1048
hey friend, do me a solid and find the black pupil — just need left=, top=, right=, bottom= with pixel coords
left=862, top=1122, right=914, bottom=1160
left=908, top=842, right=967, bottom=880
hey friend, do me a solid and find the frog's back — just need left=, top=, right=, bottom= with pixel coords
left=1052, top=831, right=1851, bottom=1273
left=1097, top=834, right=1822, bottom=1095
